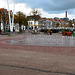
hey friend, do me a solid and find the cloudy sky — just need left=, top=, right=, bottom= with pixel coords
left=0, top=0, right=75, bottom=19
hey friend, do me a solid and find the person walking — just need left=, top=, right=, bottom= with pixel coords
left=0, top=29, right=1, bottom=34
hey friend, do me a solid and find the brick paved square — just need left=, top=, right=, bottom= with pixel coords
left=0, top=32, right=75, bottom=75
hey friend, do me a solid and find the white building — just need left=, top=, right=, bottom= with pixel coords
left=39, top=18, right=53, bottom=29
left=14, top=23, right=26, bottom=32
left=27, top=15, right=41, bottom=30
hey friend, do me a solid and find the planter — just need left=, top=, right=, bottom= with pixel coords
left=5, top=29, right=8, bottom=32
left=47, top=30, right=50, bottom=34
left=67, top=32, right=72, bottom=36
left=73, top=32, right=75, bottom=36
left=62, top=32, right=66, bottom=36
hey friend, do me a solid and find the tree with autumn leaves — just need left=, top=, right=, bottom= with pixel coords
left=14, top=11, right=28, bottom=32
left=0, top=9, right=9, bottom=32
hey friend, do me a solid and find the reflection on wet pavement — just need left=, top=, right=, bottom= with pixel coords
left=4, top=35, right=75, bottom=47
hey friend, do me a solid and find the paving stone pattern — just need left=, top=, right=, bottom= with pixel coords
left=0, top=32, right=75, bottom=75
left=4, top=35, right=75, bottom=47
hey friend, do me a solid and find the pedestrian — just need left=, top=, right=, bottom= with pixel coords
left=0, top=29, right=1, bottom=34
left=13, top=27, right=15, bottom=32
left=50, top=31, right=52, bottom=35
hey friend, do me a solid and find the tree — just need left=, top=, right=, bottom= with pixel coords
left=69, top=20, right=73, bottom=27
left=56, top=23, right=60, bottom=27
left=14, top=11, right=28, bottom=32
left=64, top=21, right=73, bottom=27
left=30, top=9, right=41, bottom=16
left=0, top=9, right=9, bottom=32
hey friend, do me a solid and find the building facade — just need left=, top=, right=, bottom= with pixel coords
left=27, top=15, right=41, bottom=30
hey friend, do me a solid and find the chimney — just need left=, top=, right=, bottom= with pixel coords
left=66, top=11, right=67, bottom=18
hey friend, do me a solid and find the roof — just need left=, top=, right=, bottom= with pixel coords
left=50, top=19, right=55, bottom=21
left=42, top=17, right=46, bottom=19
left=0, top=8, right=4, bottom=12
left=47, top=18, right=51, bottom=20
left=27, top=15, right=41, bottom=20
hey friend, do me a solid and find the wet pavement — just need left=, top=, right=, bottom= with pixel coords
left=0, top=32, right=75, bottom=75
left=0, top=48, right=75, bottom=75
left=4, top=35, right=75, bottom=47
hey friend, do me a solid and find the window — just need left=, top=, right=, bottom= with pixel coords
left=31, top=22, right=32, bottom=25
left=28, top=22, right=32, bottom=25
left=28, top=22, right=30, bottom=25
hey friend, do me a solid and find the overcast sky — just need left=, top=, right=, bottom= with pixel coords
left=0, top=0, right=75, bottom=19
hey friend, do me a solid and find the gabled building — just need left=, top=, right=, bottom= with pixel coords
left=27, top=15, right=41, bottom=30
left=40, top=18, right=53, bottom=29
